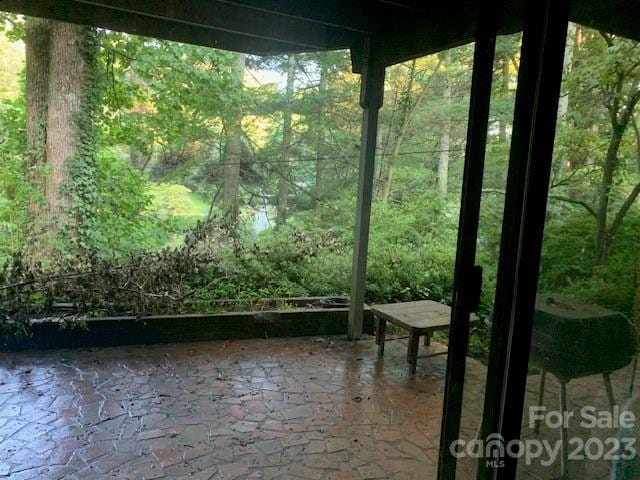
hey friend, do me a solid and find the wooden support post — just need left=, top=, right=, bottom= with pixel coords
left=478, top=1, right=570, bottom=478
left=436, top=11, right=496, bottom=480
left=348, top=41, right=385, bottom=340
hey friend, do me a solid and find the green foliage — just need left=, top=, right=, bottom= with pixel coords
left=0, top=30, right=24, bottom=99
left=226, top=193, right=459, bottom=306
left=91, top=151, right=157, bottom=254
left=540, top=208, right=640, bottom=315
left=0, top=18, right=638, bottom=363
left=98, top=33, right=240, bottom=178
left=0, top=96, right=31, bottom=261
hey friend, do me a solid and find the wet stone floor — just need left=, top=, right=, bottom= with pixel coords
left=0, top=336, right=455, bottom=480
left=2, top=335, right=635, bottom=479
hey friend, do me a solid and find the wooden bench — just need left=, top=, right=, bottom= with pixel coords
left=372, top=300, right=461, bottom=373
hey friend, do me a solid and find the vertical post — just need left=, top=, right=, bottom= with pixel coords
left=348, top=41, right=385, bottom=340
left=437, top=17, right=496, bottom=480
left=478, top=1, right=570, bottom=479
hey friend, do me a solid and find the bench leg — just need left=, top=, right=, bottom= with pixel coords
left=407, top=331, right=419, bottom=373
left=423, top=332, right=432, bottom=347
left=374, top=316, right=386, bottom=356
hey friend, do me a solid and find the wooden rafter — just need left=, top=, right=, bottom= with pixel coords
left=75, top=0, right=362, bottom=50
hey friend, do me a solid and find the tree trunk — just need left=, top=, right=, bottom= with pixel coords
left=438, top=66, right=451, bottom=196
left=380, top=59, right=417, bottom=202
left=378, top=57, right=443, bottom=201
left=315, top=55, right=328, bottom=203
left=25, top=17, right=50, bottom=244
left=25, top=18, right=50, bottom=170
left=45, top=22, right=91, bottom=242
left=223, top=53, right=245, bottom=226
left=276, top=55, right=295, bottom=226
left=499, top=53, right=509, bottom=143
left=595, top=125, right=623, bottom=266
left=634, top=261, right=640, bottom=323
left=557, top=22, right=576, bottom=121
left=554, top=23, right=577, bottom=179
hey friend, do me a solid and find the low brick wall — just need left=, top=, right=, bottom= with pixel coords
left=1, top=306, right=373, bottom=350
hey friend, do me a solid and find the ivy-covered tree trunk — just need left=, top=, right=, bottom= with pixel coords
left=25, top=17, right=50, bottom=248
left=276, top=55, right=294, bottom=227
left=223, top=53, right=245, bottom=226
left=44, top=22, right=93, bottom=241
left=25, top=18, right=49, bottom=169
left=24, top=19, right=99, bottom=258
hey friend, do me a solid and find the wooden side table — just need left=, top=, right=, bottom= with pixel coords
left=372, top=300, right=456, bottom=373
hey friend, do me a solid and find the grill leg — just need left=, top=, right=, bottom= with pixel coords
left=559, top=380, right=569, bottom=479
left=630, top=354, right=638, bottom=398
left=534, top=369, right=546, bottom=435
left=603, top=372, right=616, bottom=411
left=374, top=316, right=386, bottom=356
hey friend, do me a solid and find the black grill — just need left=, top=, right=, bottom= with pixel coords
left=530, top=294, right=636, bottom=381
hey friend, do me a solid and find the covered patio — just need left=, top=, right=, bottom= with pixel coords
left=0, top=337, right=455, bottom=480
left=1, top=336, right=636, bottom=480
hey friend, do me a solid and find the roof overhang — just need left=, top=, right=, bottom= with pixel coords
left=0, top=0, right=639, bottom=70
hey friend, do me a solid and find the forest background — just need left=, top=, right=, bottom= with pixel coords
left=0, top=16, right=638, bottom=355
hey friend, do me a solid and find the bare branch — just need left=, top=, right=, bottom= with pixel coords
left=608, top=182, right=640, bottom=240
left=548, top=195, right=598, bottom=218
left=481, top=189, right=597, bottom=217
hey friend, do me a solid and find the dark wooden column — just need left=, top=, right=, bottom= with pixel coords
left=349, top=42, right=385, bottom=340
left=478, top=0, right=570, bottom=479
left=348, top=40, right=385, bottom=339
left=437, top=19, right=496, bottom=480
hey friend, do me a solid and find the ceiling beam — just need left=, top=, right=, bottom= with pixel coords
left=378, top=7, right=480, bottom=67
left=0, top=0, right=331, bottom=54
left=215, top=0, right=373, bottom=33
left=75, top=0, right=362, bottom=50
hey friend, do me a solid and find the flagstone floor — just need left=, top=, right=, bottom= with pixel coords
left=0, top=335, right=636, bottom=479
